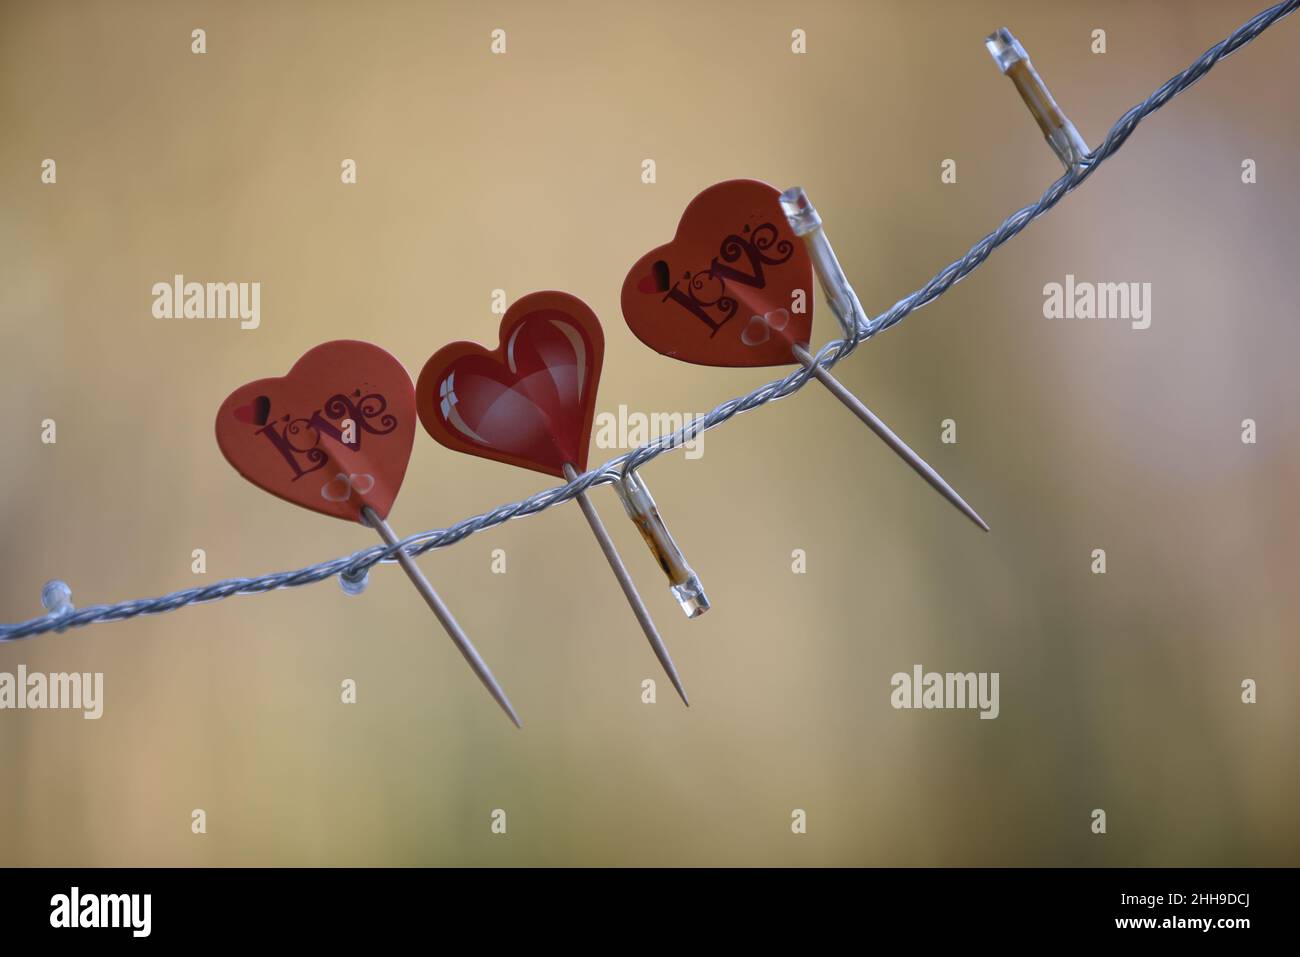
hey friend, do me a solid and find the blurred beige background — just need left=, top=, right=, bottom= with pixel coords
left=1, top=0, right=1297, bottom=866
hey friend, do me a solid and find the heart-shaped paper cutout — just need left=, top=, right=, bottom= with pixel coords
left=215, top=340, right=416, bottom=523
left=620, top=179, right=813, bottom=367
left=416, top=291, right=604, bottom=479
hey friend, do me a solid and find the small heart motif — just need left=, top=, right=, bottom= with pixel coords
left=764, top=308, right=790, bottom=332
left=740, top=315, right=770, bottom=346
left=215, top=340, right=416, bottom=523
left=416, top=291, right=604, bottom=478
left=233, top=395, right=271, bottom=426
left=635, top=260, right=672, bottom=294
left=620, top=179, right=814, bottom=367
left=739, top=309, right=793, bottom=347
left=319, top=472, right=377, bottom=502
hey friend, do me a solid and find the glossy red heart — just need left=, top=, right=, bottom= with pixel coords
left=215, top=340, right=416, bottom=523
left=416, top=291, right=604, bottom=479
left=621, top=179, right=814, bottom=367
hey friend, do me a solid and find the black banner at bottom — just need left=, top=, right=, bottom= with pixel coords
left=0, top=867, right=1286, bottom=942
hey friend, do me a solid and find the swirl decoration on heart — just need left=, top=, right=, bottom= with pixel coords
left=620, top=178, right=814, bottom=368
left=214, top=338, right=522, bottom=726
left=215, top=339, right=415, bottom=523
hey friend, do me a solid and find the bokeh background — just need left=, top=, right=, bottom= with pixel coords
left=2, top=0, right=1297, bottom=866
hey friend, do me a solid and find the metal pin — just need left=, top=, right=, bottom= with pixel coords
left=563, top=463, right=690, bottom=705
left=986, top=27, right=1090, bottom=170
left=363, top=506, right=522, bottom=728
left=780, top=187, right=990, bottom=533
left=790, top=344, right=989, bottom=531
left=612, top=468, right=710, bottom=618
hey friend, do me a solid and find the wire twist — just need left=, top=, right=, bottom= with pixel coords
left=4, top=0, right=1296, bottom=642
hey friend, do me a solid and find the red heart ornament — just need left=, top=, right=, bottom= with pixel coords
left=621, top=179, right=814, bottom=367
left=416, top=291, right=604, bottom=479
left=215, top=340, right=416, bottom=523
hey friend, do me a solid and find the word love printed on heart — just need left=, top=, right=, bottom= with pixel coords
left=216, top=341, right=414, bottom=524
left=622, top=180, right=990, bottom=532
left=216, top=340, right=521, bottom=726
left=151, top=274, right=261, bottom=329
left=242, top=391, right=398, bottom=484
left=622, top=179, right=814, bottom=368
left=647, top=221, right=797, bottom=335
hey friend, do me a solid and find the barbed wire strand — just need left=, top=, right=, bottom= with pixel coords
left=5, top=0, right=1297, bottom=642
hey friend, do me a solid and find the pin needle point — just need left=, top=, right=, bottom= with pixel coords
left=365, top=507, right=523, bottom=728
left=791, top=345, right=990, bottom=533
left=780, top=187, right=990, bottom=532
left=565, top=464, right=690, bottom=707
left=417, top=293, right=690, bottom=709
left=215, top=342, right=521, bottom=727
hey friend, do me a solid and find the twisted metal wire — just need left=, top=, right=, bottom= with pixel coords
left=4, top=0, right=1296, bottom=642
